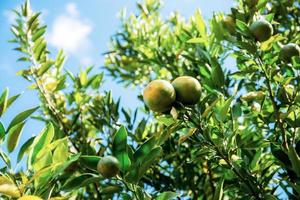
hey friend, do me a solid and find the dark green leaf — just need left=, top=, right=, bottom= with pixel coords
left=138, top=146, right=162, bottom=181
left=0, top=88, right=9, bottom=117
left=62, top=173, right=102, bottom=191
left=6, top=93, right=21, bottom=110
left=156, top=191, right=179, bottom=200
left=288, top=146, right=300, bottom=177
left=17, top=136, right=35, bottom=162
left=101, top=185, right=123, bottom=194
left=112, top=126, right=131, bottom=171
left=27, top=12, right=41, bottom=31
left=134, top=136, right=156, bottom=165
left=79, top=155, right=100, bottom=172
left=211, top=60, right=225, bottom=88
left=0, top=150, right=11, bottom=168
left=213, top=179, right=224, bottom=200
left=0, top=122, right=5, bottom=141
left=7, top=122, right=25, bottom=152
left=7, top=106, right=38, bottom=131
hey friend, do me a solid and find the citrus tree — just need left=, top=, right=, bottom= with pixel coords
left=0, top=0, right=300, bottom=199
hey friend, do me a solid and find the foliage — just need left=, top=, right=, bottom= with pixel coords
left=0, top=0, right=299, bottom=199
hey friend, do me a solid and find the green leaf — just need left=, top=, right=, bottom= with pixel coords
left=0, top=150, right=11, bottom=168
left=37, top=60, right=54, bottom=76
left=235, top=19, right=251, bottom=37
left=53, top=153, right=82, bottom=175
left=7, top=122, right=25, bottom=152
left=0, top=122, right=5, bottom=141
left=112, top=126, right=131, bottom=171
left=79, top=69, right=88, bottom=86
left=217, top=97, right=233, bottom=122
left=288, top=146, right=300, bottom=177
left=17, top=136, right=35, bottom=162
left=32, top=26, right=46, bottom=42
left=62, top=174, right=102, bottom=191
left=52, top=139, right=69, bottom=163
left=156, top=116, right=176, bottom=127
left=211, top=59, right=225, bottom=88
left=0, top=88, right=9, bottom=117
left=7, top=106, right=38, bottom=131
left=156, top=191, right=179, bottom=200
left=250, top=150, right=262, bottom=171
left=27, top=12, right=41, bottom=30
left=133, top=136, right=156, bottom=165
left=121, top=193, right=132, bottom=200
left=34, top=41, right=46, bottom=60
left=265, top=13, right=274, bottom=22
left=101, top=185, right=122, bottom=194
left=195, top=9, right=206, bottom=37
left=213, top=179, right=224, bottom=200
left=35, top=137, right=68, bottom=162
left=6, top=93, right=21, bottom=110
left=138, top=146, right=162, bottom=181
left=32, top=149, right=52, bottom=171
left=79, top=155, right=101, bottom=172
left=187, top=37, right=207, bottom=44
left=30, top=123, right=54, bottom=165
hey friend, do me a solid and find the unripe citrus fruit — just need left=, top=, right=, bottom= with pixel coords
left=223, top=16, right=236, bottom=34
left=249, top=19, right=273, bottom=42
left=143, top=80, right=176, bottom=112
left=245, top=0, right=259, bottom=7
left=172, top=76, right=201, bottom=105
left=18, top=196, right=43, bottom=200
left=97, top=156, right=120, bottom=178
left=280, top=43, right=300, bottom=62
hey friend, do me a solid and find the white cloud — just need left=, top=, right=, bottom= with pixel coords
left=47, top=3, right=93, bottom=65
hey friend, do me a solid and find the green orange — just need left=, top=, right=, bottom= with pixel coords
left=249, top=19, right=273, bottom=42
left=245, top=0, right=258, bottom=7
left=280, top=43, right=300, bottom=62
left=223, top=15, right=236, bottom=34
left=172, top=76, right=201, bottom=105
left=97, top=156, right=120, bottom=178
left=143, top=80, right=176, bottom=112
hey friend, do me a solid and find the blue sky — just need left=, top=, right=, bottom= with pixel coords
left=0, top=0, right=234, bottom=168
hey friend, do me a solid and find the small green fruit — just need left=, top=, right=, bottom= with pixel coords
left=97, top=156, right=120, bottom=178
left=172, top=76, right=201, bottom=105
left=280, top=43, right=300, bottom=63
left=223, top=16, right=236, bottom=34
left=249, top=19, right=273, bottom=42
left=143, top=80, right=176, bottom=112
left=245, top=0, right=259, bottom=7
